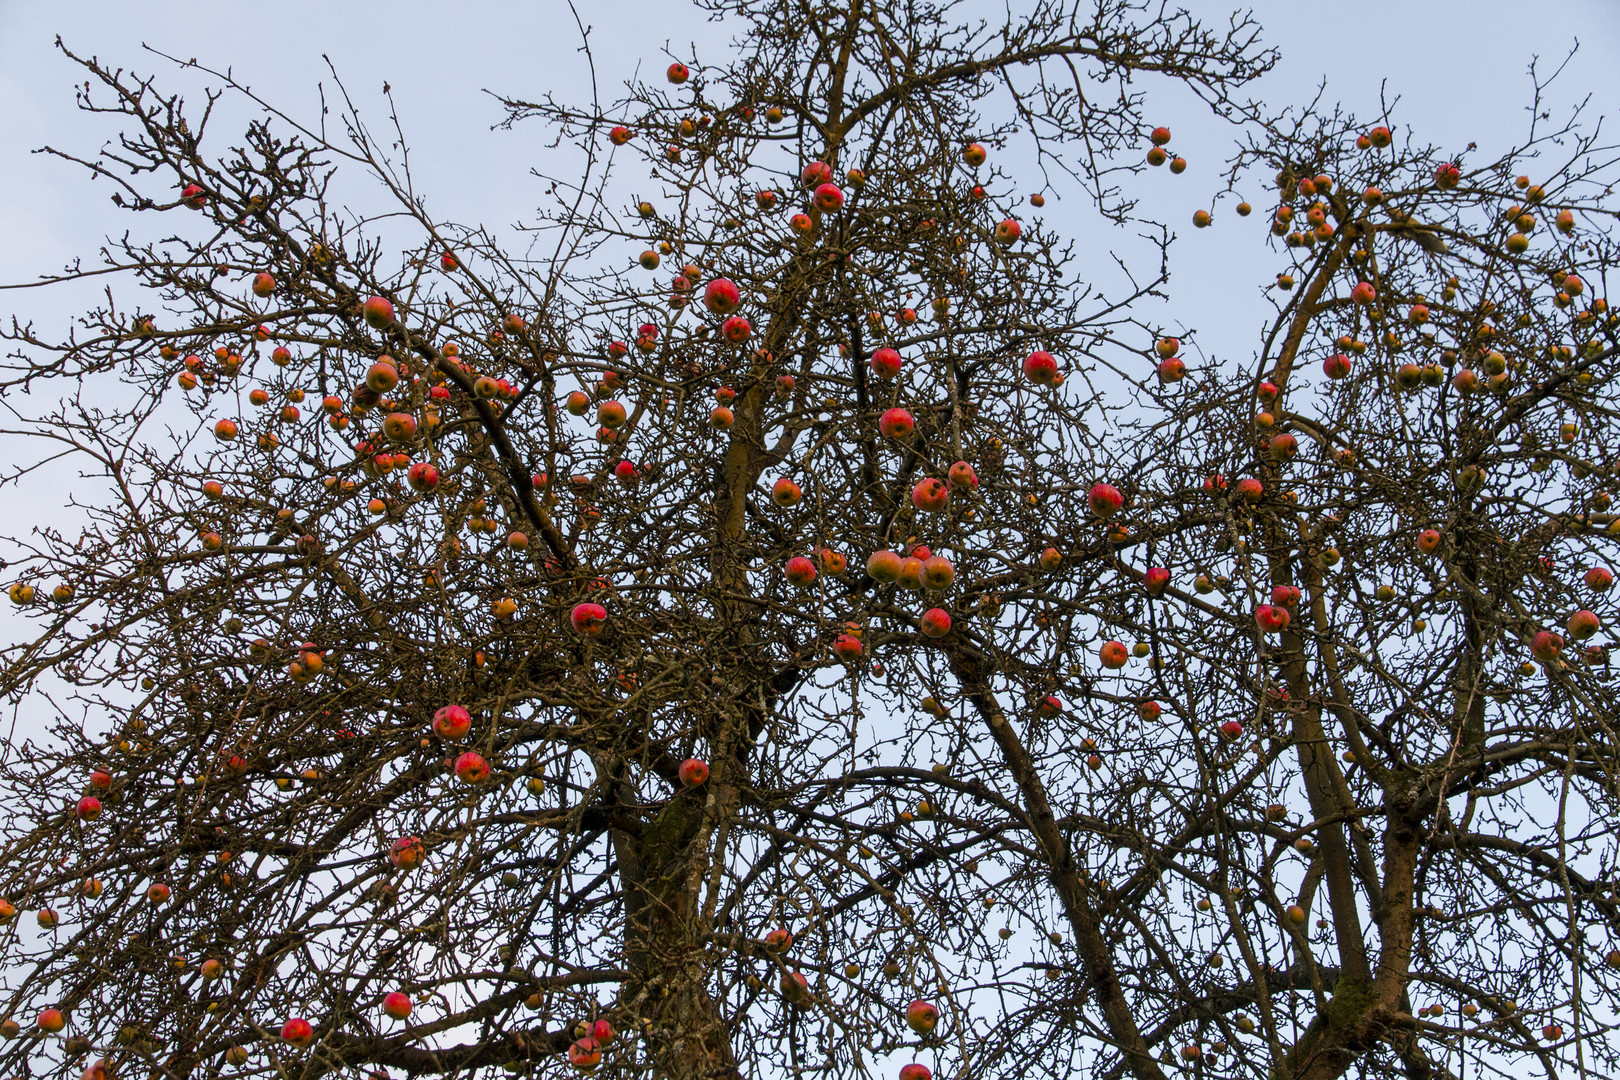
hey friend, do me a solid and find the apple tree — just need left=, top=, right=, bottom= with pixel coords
left=1, top=2, right=1618, bottom=1080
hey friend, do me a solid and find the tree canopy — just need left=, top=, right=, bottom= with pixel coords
left=2, top=2, right=1619, bottom=1080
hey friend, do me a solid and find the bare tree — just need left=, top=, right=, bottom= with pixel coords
left=1, top=3, right=1618, bottom=1080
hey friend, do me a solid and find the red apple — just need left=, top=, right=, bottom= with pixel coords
left=38, top=1008, right=65, bottom=1034
left=911, top=478, right=948, bottom=513
left=1087, top=483, right=1123, bottom=519
left=592, top=1019, right=614, bottom=1043
left=213, top=419, right=239, bottom=441
left=1350, top=281, right=1376, bottom=305
left=388, top=836, right=425, bottom=870
left=1434, top=162, right=1461, bottom=189
left=833, top=634, right=863, bottom=662
left=780, top=971, right=810, bottom=1003
left=407, top=463, right=440, bottom=492
left=1235, top=477, right=1263, bottom=503
left=1022, top=350, right=1059, bottom=387
left=994, top=219, right=1022, bottom=245
left=383, top=992, right=412, bottom=1020
left=181, top=183, right=207, bottom=208
left=813, top=183, right=845, bottom=212
left=785, top=556, right=818, bottom=586
left=920, top=555, right=955, bottom=590
left=251, top=273, right=276, bottom=298
left=570, top=603, right=608, bottom=638
left=679, top=758, right=710, bottom=787
left=362, top=296, right=395, bottom=329
left=764, top=927, right=794, bottom=951
left=1416, top=529, right=1442, bottom=555
left=666, top=62, right=690, bottom=84
left=905, top=999, right=939, bottom=1034
left=867, top=550, right=903, bottom=582
left=281, top=1018, right=315, bottom=1047
left=609, top=125, right=632, bottom=145
left=1150, top=126, right=1172, bottom=146
left=1255, top=604, right=1291, bottom=633
left=1531, top=630, right=1564, bottom=664
left=89, top=770, right=112, bottom=791
left=800, top=161, right=833, bottom=189
left=75, top=796, right=101, bottom=821
left=1568, top=609, right=1600, bottom=640
left=1323, top=354, right=1352, bottom=379
left=1144, top=567, right=1170, bottom=596
left=433, top=704, right=472, bottom=740
left=454, top=752, right=490, bottom=784
left=1219, top=720, right=1243, bottom=739
left=1585, top=567, right=1613, bottom=592
left=1271, top=585, right=1301, bottom=608
left=703, top=278, right=741, bottom=314
left=1269, top=432, right=1298, bottom=461
left=920, top=608, right=953, bottom=638
left=771, top=478, right=803, bottom=506
left=947, top=460, right=978, bottom=489
left=870, top=347, right=902, bottom=379
left=879, top=408, right=915, bottom=439
left=146, top=882, right=171, bottom=903
left=899, top=1066, right=932, bottom=1080
left=962, top=143, right=987, bottom=167
left=1138, top=700, right=1162, bottom=722
left=1099, top=640, right=1128, bottom=669
left=720, top=315, right=752, bottom=343
left=569, top=1036, right=603, bottom=1071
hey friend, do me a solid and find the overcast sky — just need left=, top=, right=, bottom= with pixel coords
left=3, top=0, right=1617, bottom=355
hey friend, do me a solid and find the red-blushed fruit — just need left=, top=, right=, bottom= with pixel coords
left=1435, top=162, right=1461, bottom=189
left=880, top=408, right=915, bottom=439
left=367, top=359, right=401, bottom=393
left=1268, top=432, right=1298, bottom=461
left=362, top=296, right=395, bottom=329
left=1087, top=483, right=1124, bottom=519
left=569, top=1036, right=603, bottom=1071
left=1099, top=640, right=1128, bottom=669
left=382, top=412, right=418, bottom=444
left=1039, top=547, right=1062, bottom=571
left=609, top=125, right=632, bottom=146
left=214, top=419, right=239, bottom=441
left=870, top=347, right=902, bottom=379
left=1235, top=477, right=1263, bottom=503
left=1150, top=126, right=1171, bottom=146
left=720, top=315, right=752, bottom=343
left=867, top=550, right=903, bottom=582
left=780, top=971, right=811, bottom=1003
left=771, top=478, right=803, bottom=506
left=994, top=218, right=1022, bottom=244
left=1568, top=609, right=1601, bottom=640
left=920, top=608, right=953, bottom=638
left=1255, top=604, right=1291, bottom=633
left=1138, top=699, right=1162, bottom=722
left=441, top=252, right=460, bottom=271
left=813, top=183, right=845, bottom=212
left=38, top=1008, right=65, bottom=1033
left=407, top=462, right=440, bottom=492
left=679, top=758, right=710, bottom=787
left=89, top=770, right=112, bottom=791
left=1022, top=350, right=1059, bottom=386
left=1323, top=353, right=1352, bottom=380
left=666, top=62, right=690, bottom=84
left=1219, top=720, right=1243, bottom=739
left=1586, top=567, right=1614, bottom=592
left=570, top=602, right=608, bottom=638
left=383, top=992, right=412, bottom=1020
left=800, top=161, right=833, bottom=189
left=962, top=143, right=987, bottom=167
left=76, top=796, right=101, bottom=821
left=920, top=555, right=955, bottom=590
left=947, top=460, right=979, bottom=490
left=1256, top=380, right=1279, bottom=403
left=833, top=634, right=863, bottom=662
left=146, top=882, right=171, bottom=903
left=388, top=836, right=425, bottom=870
left=592, top=1019, right=614, bottom=1043
left=911, top=478, right=948, bottom=513
left=281, top=1018, right=315, bottom=1047
left=251, top=272, right=276, bottom=298
left=899, top=1065, right=932, bottom=1080
left=905, top=999, right=939, bottom=1034
left=1271, top=584, right=1301, bottom=608
left=1144, top=567, right=1170, bottom=595
left=181, top=183, right=207, bottom=208
left=36, top=908, right=59, bottom=929
left=454, top=751, right=491, bottom=784
left=1531, top=630, right=1564, bottom=664
left=785, top=556, right=818, bottom=586
left=1416, top=529, right=1442, bottom=555
left=433, top=704, right=472, bottom=740
left=816, top=548, right=847, bottom=577
left=1350, top=281, right=1376, bottom=305
left=703, top=278, right=742, bottom=314
left=613, top=460, right=638, bottom=486
left=763, top=927, right=794, bottom=951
